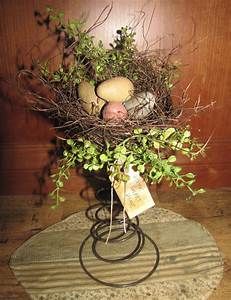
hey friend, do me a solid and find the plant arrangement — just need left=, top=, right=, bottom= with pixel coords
left=18, top=7, right=206, bottom=209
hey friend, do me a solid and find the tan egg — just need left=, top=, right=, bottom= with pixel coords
left=102, top=102, right=128, bottom=122
left=96, top=76, right=134, bottom=103
left=78, top=81, right=105, bottom=115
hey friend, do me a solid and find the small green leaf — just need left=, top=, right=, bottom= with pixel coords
left=137, top=164, right=145, bottom=173
left=100, top=154, right=108, bottom=162
left=134, top=128, right=142, bottom=134
left=163, top=164, right=171, bottom=174
left=197, top=188, right=206, bottom=194
left=149, top=128, right=158, bottom=136
left=92, top=165, right=100, bottom=171
left=59, top=196, right=65, bottom=202
left=187, top=179, right=195, bottom=186
left=63, top=150, right=68, bottom=157
left=87, top=146, right=96, bottom=154
left=114, top=153, right=127, bottom=162
left=69, top=23, right=76, bottom=30
left=183, top=130, right=191, bottom=138
left=176, top=142, right=182, bottom=149
left=155, top=172, right=162, bottom=180
left=84, top=140, right=91, bottom=148
left=153, top=141, right=160, bottom=149
left=185, top=173, right=195, bottom=179
left=57, top=181, right=63, bottom=187
left=67, top=139, right=74, bottom=146
left=119, top=146, right=127, bottom=154
left=168, top=155, right=176, bottom=163
left=174, top=166, right=182, bottom=173
left=163, top=128, right=176, bottom=140
left=127, top=154, right=135, bottom=163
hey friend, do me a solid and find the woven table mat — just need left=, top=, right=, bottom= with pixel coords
left=10, top=208, right=223, bottom=300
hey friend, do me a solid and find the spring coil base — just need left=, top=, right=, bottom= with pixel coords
left=79, top=202, right=160, bottom=288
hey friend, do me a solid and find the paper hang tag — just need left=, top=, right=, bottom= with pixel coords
left=112, top=167, right=155, bottom=219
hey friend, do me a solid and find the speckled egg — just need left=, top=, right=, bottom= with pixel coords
left=123, top=91, right=156, bottom=119
left=78, top=81, right=105, bottom=115
left=102, top=102, right=128, bottom=122
left=96, top=77, right=134, bottom=102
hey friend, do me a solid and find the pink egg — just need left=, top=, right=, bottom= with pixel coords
left=102, top=102, right=128, bottom=121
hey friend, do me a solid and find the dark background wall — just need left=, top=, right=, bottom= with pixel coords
left=0, top=0, right=230, bottom=195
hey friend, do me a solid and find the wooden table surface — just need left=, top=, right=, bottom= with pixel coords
left=0, top=189, right=230, bottom=299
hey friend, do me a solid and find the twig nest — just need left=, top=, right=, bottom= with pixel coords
left=124, top=91, right=156, bottom=119
left=102, top=102, right=128, bottom=121
left=96, top=76, right=134, bottom=102
left=78, top=81, right=105, bottom=115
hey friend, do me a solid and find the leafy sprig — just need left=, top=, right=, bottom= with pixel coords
left=40, top=8, right=138, bottom=86
left=50, top=127, right=205, bottom=207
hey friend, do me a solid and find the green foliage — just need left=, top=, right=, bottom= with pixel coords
left=49, top=150, right=76, bottom=209
left=50, top=127, right=206, bottom=207
left=39, top=9, right=144, bottom=86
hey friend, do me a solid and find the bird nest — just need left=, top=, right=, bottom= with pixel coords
left=17, top=7, right=189, bottom=149
left=18, top=58, right=180, bottom=147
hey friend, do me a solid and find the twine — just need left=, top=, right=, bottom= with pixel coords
left=123, top=181, right=127, bottom=234
left=105, top=180, right=127, bottom=244
left=105, top=183, right=114, bottom=244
